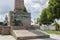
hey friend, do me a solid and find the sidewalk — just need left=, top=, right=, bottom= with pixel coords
left=29, top=34, right=60, bottom=40
left=0, top=34, right=60, bottom=40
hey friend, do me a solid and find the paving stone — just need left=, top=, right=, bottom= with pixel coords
left=12, top=30, right=50, bottom=40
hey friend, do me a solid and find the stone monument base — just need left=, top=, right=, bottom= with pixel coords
left=12, top=30, right=50, bottom=40
left=9, top=11, right=31, bottom=27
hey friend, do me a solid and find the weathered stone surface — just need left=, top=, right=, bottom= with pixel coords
left=8, top=0, right=31, bottom=27
left=12, top=30, right=50, bottom=40
left=8, top=11, right=31, bottom=27
left=0, top=27, right=2, bottom=34
left=1, top=26, right=11, bottom=35
left=15, top=0, right=24, bottom=11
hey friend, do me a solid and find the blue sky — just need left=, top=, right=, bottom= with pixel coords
left=0, top=0, right=48, bottom=24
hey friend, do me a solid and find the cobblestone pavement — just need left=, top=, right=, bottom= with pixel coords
left=0, top=34, right=60, bottom=40
left=0, top=35, right=16, bottom=40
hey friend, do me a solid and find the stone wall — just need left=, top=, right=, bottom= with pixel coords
left=11, top=26, right=27, bottom=30
left=8, top=11, right=31, bottom=27
left=0, top=27, right=2, bottom=34
left=0, top=26, right=11, bottom=35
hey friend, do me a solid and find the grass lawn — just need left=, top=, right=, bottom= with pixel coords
left=43, top=30, right=60, bottom=34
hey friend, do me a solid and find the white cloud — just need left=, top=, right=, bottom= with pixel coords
left=0, top=9, right=3, bottom=15
left=25, top=0, right=48, bottom=14
left=24, top=0, right=32, bottom=3
left=32, top=3, right=40, bottom=8
left=0, top=9, right=7, bottom=22
left=0, top=0, right=14, bottom=22
left=24, top=0, right=49, bottom=24
left=0, top=15, right=5, bottom=22
left=0, top=0, right=49, bottom=23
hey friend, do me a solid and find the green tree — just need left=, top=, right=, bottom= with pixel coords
left=48, top=0, right=60, bottom=19
left=37, top=8, right=50, bottom=25
left=3, top=16, right=8, bottom=26
left=23, top=7, right=27, bottom=12
left=37, top=0, right=60, bottom=25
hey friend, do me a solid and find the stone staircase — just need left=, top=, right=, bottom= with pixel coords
left=12, top=30, right=50, bottom=40
left=0, top=26, right=50, bottom=40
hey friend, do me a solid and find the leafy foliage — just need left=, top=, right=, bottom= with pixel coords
left=23, top=7, right=27, bottom=12
left=3, top=16, right=8, bottom=26
left=48, top=0, right=60, bottom=19
left=37, top=0, right=60, bottom=25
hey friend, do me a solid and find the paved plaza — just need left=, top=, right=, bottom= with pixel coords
left=0, top=34, right=60, bottom=40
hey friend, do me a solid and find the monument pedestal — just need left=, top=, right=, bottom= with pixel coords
left=12, top=30, right=50, bottom=40
left=9, top=11, right=31, bottom=27
left=8, top=0, right=31, bottom=27
left=7, top=0, right=50, bottom=40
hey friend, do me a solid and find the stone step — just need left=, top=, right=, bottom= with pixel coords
left=12, top=30, right=50, bottom=40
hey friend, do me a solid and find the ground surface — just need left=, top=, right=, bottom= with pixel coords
left=0, top=34, right=60, bottom=40
left=13, top=30, right=49, bottom=37
left=0, top=35, right=16, bottom=40
left=43, top=30, right=60, bottom=34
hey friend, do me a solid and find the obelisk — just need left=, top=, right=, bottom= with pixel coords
left=8, top=0, right=31, bottom=27
left=14, top=0, right=24, bottom=11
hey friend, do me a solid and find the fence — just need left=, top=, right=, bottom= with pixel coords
left=40, top=25, right=56, bottom=30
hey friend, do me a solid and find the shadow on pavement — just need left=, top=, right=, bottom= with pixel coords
left=28, top=38, right=57, bottom=40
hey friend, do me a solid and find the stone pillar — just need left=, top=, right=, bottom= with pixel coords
left=7, top=12, right=11, bottom=26
left=8, top=11, right=13, bottom=26
left=14, top=0, right=24, bottom=11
